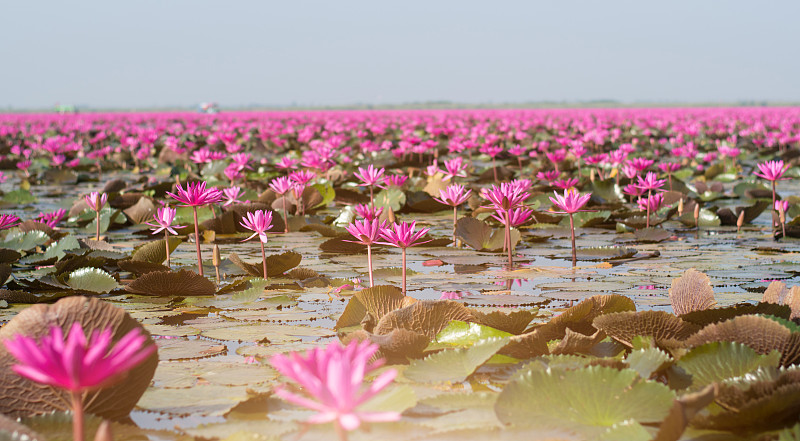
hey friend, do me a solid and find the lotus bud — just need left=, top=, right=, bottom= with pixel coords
left=213, top=244, right=221, bottom=285
left=589, top=168, right=596, bottom=183
left=677, top=198, right=684, bottom=216
left=93, top=421, right=113, bottom=441
left=693, top=203, right=700, bottom=229
left=737, top=210, right=745, bottom=233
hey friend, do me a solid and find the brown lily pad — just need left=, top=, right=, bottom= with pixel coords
left=320, top=234, right=368, bottom=254
left=668, top=269, right=717, bottom=316
left=341, top=329, right=430, bottom=363
left=122, top=196, right=157, bottom=224
left=469, top=309, right=539, bottom=335
left=373, top=300, right=476, bottom=339
left=117, top=259, right=172, bottom=276
left=125, top=269, right=216, bottom=296
left=0, top=296, right=158, bottom=421
left=228, top=251, right=301, bottom=277
left=336, top=285, right=417, bottom=329
left=593, top=310, right=700, bottom=348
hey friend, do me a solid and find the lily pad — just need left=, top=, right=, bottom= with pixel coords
left=404, top=337, right=508, bottom=383
left=66, top=267, right=119, bottom=293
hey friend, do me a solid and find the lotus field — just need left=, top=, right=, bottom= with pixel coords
left=2, top=107, right=800, bottom=440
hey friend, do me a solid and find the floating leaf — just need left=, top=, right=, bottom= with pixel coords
left=335, top=285, right=416, bottom=329
left=470, top=309, right=539, bottom=335
left=677, top=342, right=781, bottom=388
left=66, top=267, right=119, bottom=294
left=228, top=251, right=301, bottom=277
left=669, top=269, right=717, bottom=316
left=2, top=189, right=36, bottom=205
left=0, top=231, right=49, bottom=251
left=126, top=269, right=216, bottom=296
left=593, top=311, right=700, bottom=348
left=374, top=187, right=406, bottom=212
left=455, top=217, right=520, bottom=252
left=575, top=246, right=637, bottom=261
left=495, top=366, right=675, bottom=435
left=404, top=337, right=508, bottom=383
left=559, top=210, right=611, bottom=228
left=374, top=300, right=476, bottom=339
left=634, top=227, right=671, bottom=243
left=0, top=296, right=158, bottom=420
left=434, top=320, right=512, bottom=347
left=130, top=237, right=182, bottom=264
left=625, top=347, right=673, bottom=379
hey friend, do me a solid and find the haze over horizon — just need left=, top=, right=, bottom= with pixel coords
left=2, top=1, right=799, bottom=110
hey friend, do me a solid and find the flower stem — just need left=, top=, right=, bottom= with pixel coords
left=192, top=206, right=204, bottom=276
left=260, top=241, right=268, bottom=279
left=71, top=391, right=85, bottom=441
left=504, top=213, right=513, bottom=269
left=401, top=247, right=407, bottom=295
left=452, top=206, right=458, bottom=247
left=164, top=230, right=170, bottom=268
left=283, top=202, right=289, bottom=233
left=367, top=244, right=374, bottom=287
left=95, top=211, right=100, bottom=241
left=335, top=422, right=348, bottom=441
left=645, top=189, right=651, bottom=228
left=569, top=213, right=577, bottom=267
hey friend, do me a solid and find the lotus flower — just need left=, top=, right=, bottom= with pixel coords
left=3, top=323, right=155, bottom=441
left=550, top=189, right=592, bottom=267
left=147, top=206, right=182, bottom=268
left=378, top=221, right=431, bottom=294
left=240, top=210, right=274, bottom=278
left=270, top=176, right=294, bottom=232
left=354, top=165, right=385, bottom=207
left=345, top=218, right=386, bottom=287
left=0, top=214, right=20, bottom=230
left=84, top=192, right=108, bottom=241
left=755, top=160, right=789, bottom=219
left=167, top=181, right=223, bottom=276
left=270, top=340, right=400, bottom=436
left=222, top=186, right=245, bottom=206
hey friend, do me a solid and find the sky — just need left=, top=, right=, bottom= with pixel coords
left=1, top=1, right=799, bottom=109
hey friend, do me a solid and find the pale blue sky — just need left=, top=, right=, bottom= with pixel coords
left=1, top=1, right=798, bottom=109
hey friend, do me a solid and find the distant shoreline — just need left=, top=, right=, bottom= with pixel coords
left=2, top=101, right=800, bottom=114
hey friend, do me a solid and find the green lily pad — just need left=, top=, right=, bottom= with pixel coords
left=131, top=237, right=183, bottom=263
left=676, top=341, right=781, bottom=388
left=66, top=267, right=119, bottom=293
left=434, top=320, right=512, bottom=347
left=495, top=366, right=675, bottom=435
left=404, top=337, right=508, bottom=383
left=0, top=231, right=49, bottom=251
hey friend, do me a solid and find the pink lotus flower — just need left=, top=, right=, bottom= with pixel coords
left=637, top=193, right=664, bottom=212
left=167, top=181, right=223, bottom=207
left=378, top=221, right=431, bottom=249
left=290, top=170, right=317, bottom=186
left=354, top=204, right=384, bottom=221
left=434, top=184, right=472, bottom=207
left=3, top=322, right=155, bottom=441
left=270, top=340, right=400, bottom=434
left=775, top=200, right=790, bottom=214
left=0, top=214, right=20, bottom=230
left=629, top=157, right=654, bottom=172
left=36, top=209, right=67, bottom=228
left=269, top=176, right=294, bottom=196
left=754, top=160, right=788, bottom=182
left=147, top=206, right=182, bottom=268
left=536, top=170, right=560, bottom=183
left=276, top=156, right=300, bottom=170
left=241, top=210, right=275, bottom=279
left=84, top=192, right=108, bottom=212
left=552, top=178, right=579, bottom=190
left=493, top=207, right=533, bottom=227
left=167, top=181, right=222, bottom=276
left=442, top=157, right=468, bottom=181
left=354, top=165, right=385, bottom=187
left=222, top=186, right=245, bottom=206
left=382, top=174, right=408, bottom=188
left=147, top=206, right=181, bottom=236
left=345, top=218, right=386, bottom=287
left=439, top=291, right=463, bottom=300
left=549, top=189, right=591, bottom=214
left=378, top=221, right=431, bottom=294
left=635, top=172, right=666, bottom=193
left=550, top=189, right=592, bottom=267
left=241, top=210, right=274, bottom=244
